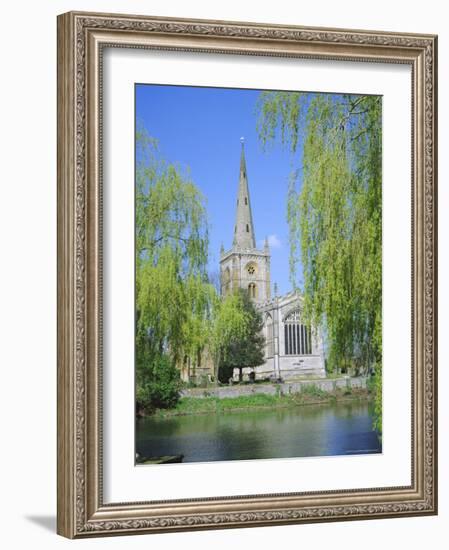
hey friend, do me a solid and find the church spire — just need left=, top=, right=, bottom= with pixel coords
left=233, top=138, right=256, bottom=249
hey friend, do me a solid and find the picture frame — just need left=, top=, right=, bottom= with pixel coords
left=57, top=10, right=438, bottom=538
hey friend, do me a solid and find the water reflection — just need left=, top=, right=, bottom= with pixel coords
left=136, top=401, right=381, bottom=463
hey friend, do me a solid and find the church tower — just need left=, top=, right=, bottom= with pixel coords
left=220, top=139, right=271, bottom=304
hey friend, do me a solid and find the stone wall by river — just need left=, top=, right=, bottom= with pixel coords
left=181, top=376, right=368, bottom=399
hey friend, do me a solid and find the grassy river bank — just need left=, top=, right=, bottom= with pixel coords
left=149, top=385, right=373, bottom=418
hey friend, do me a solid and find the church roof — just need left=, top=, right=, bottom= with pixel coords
left=256, top=288, right=304, bottom=311
left=232, top=139, right=256, bottom=249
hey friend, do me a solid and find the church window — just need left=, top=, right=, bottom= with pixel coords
left=248, top=283, right=257, bottom=299
left=246, top=263, right=256, bottom=276
left=283, top=309, right=312, bottom=355
left=245, top=197, right=248, bottom=205
left=246, top=224, right=249, bottom=232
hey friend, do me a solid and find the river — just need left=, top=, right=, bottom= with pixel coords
left=136, top=400, right=381, bottom=463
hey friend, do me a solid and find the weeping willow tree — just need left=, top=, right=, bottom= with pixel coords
left=135, top=127, right=215, bottom=409
left=136, top=127, right=259, bottom=409
left=257, top=92, right=382, bottom=431
left=214, top=289, right=265, bottom=383
left=210, top=290, right=255, bottom=384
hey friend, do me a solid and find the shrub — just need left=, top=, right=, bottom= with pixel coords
left=136, top=354, right=182, bottom=412
left=300, top=383, right=326, bottom=398
left=218, top=364, right=234, bottom=384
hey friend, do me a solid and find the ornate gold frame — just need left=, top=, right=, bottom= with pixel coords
left=57, top=11, right=438, bottom=538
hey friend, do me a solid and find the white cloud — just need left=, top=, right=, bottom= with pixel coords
left=258, top=234, right=282, bottom=249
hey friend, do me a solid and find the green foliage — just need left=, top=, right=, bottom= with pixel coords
left=136, top=354, right=183, bottom=412
left=372, top=362, right=382, bottom=433
left=218, top=364, right=234, bottom=384
left=136, top=126, right=214, bottom=365
left=155, top=384, right=371, bottom=417
left=202, top=291, right=246, bottom=384
left=135, top=126, right=216, bottom=408
left=256, top=91, right=382, bottom=429
left=300, top=383, right=327, bottom=398
left=216, top=289, right=266, bottom=382
left=135, top=126, right=266, bottom=406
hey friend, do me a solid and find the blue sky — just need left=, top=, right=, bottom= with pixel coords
left=135, top=84, right=303, bottom=295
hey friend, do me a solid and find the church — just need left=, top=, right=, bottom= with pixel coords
left=219, top=140, right=326, bottom=381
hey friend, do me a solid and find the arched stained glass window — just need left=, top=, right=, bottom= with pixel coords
left=283, top=309, right=312, bottom=355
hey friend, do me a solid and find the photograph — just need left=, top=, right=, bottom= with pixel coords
left=54, top=9, right=437, bottom=538
left=1, top=0, right=443, bottom=544
left=134, top=84, right=383, bottom=465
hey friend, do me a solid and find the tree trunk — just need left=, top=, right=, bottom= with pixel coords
left=213, top=351, right=221, bottom=386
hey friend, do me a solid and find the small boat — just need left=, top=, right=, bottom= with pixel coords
left=136, top=454, right=184, bottom=465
